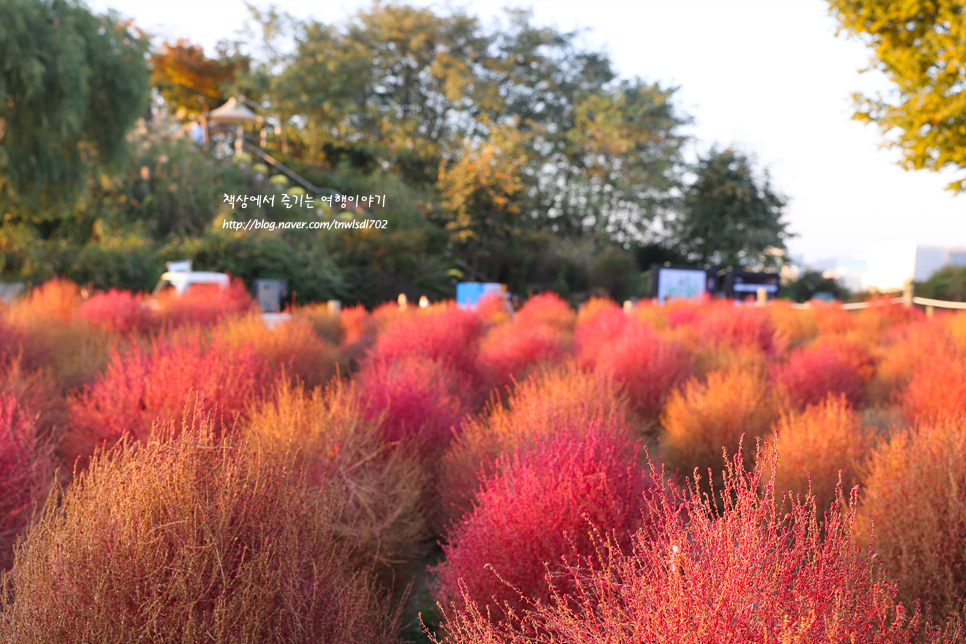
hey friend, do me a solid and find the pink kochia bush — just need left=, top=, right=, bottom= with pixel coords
left=775, top=343, right=866, bottom=409
left=594, top=323, right=692, bottom=420
left=0, top=389, right=53, bottom=570
left=77, top=289, right=156, bottom=335
left=64, top=332, right=271, bottom=466
left=433, top=430, right=660, bottom=622
left=436, top=449, right=921, bottom=644
left=698, top=299, right=779, bottom=355
left=513, top=292, right=576, bottom=333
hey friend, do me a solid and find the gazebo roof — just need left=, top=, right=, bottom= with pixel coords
left=208, top=97, right=260, bottom=123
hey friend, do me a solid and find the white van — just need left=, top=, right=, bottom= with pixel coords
left=152, top=260, right=230, bottom=296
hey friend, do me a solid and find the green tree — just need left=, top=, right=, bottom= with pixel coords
left=482, top=11, right=688, bottom=241
left=670, top=147, right=791, bottom=270
left=828, top=0, right=966, bottom=192
left=270, top=5, right=687, bottom=242
left=914, top=265, right=966, bottom=302
left=782, top=270, right=850, bottom=303
left=279, top=4, right=492, bottom=182
left=0, top=0, right=149, bottom=216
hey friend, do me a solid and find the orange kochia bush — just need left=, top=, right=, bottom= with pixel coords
left=0, top=429, right=399, bottom=643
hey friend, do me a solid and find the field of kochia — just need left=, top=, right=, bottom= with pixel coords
left=1, top=279, right=965, bottom=643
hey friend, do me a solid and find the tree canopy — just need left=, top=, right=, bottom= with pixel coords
left=268, top=5, right=688, bottom=244
left=669, top=147, right=791, bottom=270
left=1, top=2, right=798, bottom=304
left=0, top=0, right=149, bottom=216
left=828, top=0, right=966, bottom=192
left=151, top=40, right=247, bottom=116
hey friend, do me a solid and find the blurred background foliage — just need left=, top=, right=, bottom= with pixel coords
left=1, top=0, right=799, bottom=306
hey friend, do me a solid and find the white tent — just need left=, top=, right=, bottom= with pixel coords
left=208, top=97, right=260, bottom=123
left=207, top=97, right=261, bottom=155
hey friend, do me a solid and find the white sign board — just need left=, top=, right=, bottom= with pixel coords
left=657, top=268, right=707, bottom=304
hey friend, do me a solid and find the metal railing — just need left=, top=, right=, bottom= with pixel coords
left=787, top=294, right=964, bottom=314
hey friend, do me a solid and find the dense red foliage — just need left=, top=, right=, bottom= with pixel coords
left=477, top=322, right=569, bottom=389
left=433, top=430, right=659, bottom=621
left=574, top=305, right=631, bottom=368
left=155, top=278, right=253, bottom=328
left=356, top=355, right=467, bottom=459
left=475, top=292, right=512, bottom=326
left=77, top=289, right=156, bottom=335
left=901, top=358, right=966, bottom=424
left=513, top=292, right=576, bottom=332
left=698, top=300, right=779, bottom=355
left=439, top=366, right=628, bottom=529
left=775, top=343, right=867, bottom=409
left=0, top=387, right=53, bottom=570
left=594, top=323, right=692, bottom=419
left=367, top=305, right=486, bottom=405
left=64, top=332, right=272, bottom=465
left=436, top=449, right=921, bottom=644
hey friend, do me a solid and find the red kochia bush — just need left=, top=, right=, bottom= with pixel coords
left=475, top=292, right=512, bottom=327
left=775, top=343, right=867, bottom=409
left=573, top=305, right=630, bottom=368
left=439, top=366, right=629, bottom=528
left=594, top=323, right=692, bottom=420
left=0, top=390, right=53, bottom=570
left=698, top=300, right=779, bottom=355
left=436, top=448, right=920, bottom=644
left=65, top=332, right=271, bottom=466
left=77, top=288, right=156, bottom=335
left=433, top=430, right=659, bottom=622
left=356, top=355, right=468, bottom=460
left=0, top=429, right=399, bottom=643
left=477, top=322, right=569, bottom=390
left=514, top=292, right=576, bottom=332
left=367, top=304, right=486, bottom=404
left=156, top=278, right=253, bottom=328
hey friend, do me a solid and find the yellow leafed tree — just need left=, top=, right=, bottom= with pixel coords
left=829, top=0, right=966, bottom=192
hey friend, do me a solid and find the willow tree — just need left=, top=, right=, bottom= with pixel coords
left=0, top=0, right=149, bottom=218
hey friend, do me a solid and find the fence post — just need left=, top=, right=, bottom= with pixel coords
left=902, top=279, right=913, bottom=308
left=756, top=287, right=767, bottom=306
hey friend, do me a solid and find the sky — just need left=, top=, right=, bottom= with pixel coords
left=90, top=0, right=966, bottom=266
